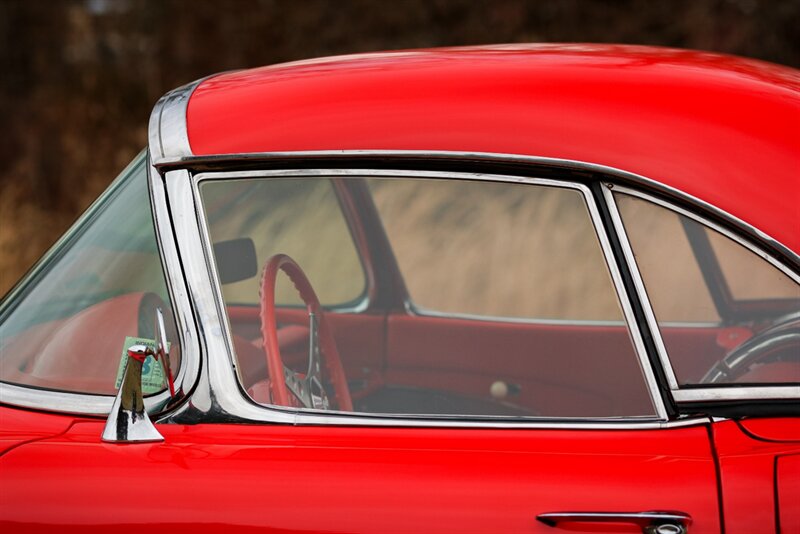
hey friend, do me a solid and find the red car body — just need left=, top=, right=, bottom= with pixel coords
left=1, top=45, right=798, bottom=533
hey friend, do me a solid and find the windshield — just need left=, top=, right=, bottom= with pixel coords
left=0, top=152, right=181, bottom=396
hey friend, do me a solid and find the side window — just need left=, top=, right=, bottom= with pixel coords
left=0, top=153, right=181, bottom=395
left=200, top=174, right=660, bottom=419
left=615, top=192, right=800, bottom=386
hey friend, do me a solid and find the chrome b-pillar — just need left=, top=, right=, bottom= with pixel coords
left=102, top=308, right=174, bottom=443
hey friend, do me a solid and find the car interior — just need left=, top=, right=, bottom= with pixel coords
left=1, top=171, right=797, bottom=420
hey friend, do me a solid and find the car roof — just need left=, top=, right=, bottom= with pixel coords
left=185, top=44, right=800, bottom=255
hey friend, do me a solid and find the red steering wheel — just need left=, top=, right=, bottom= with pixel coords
left=259, top=254, right=353, bottom=411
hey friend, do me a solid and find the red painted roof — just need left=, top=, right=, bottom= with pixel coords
left=187, top=44, right=800, bottom=254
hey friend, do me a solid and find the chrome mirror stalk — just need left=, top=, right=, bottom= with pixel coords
left=102, top=308, right=175, bottom=443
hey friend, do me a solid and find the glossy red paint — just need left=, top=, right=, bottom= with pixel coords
left=0, top=406, right=77, bottom=455
left=0, top=420, right=720, bottom=533
left=187, top=45, right=800, bottom=256
left=711, top=419, right=800, bottom=534
left=737, top=417, right=800, bottom=442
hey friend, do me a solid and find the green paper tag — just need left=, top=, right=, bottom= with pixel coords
left=115, top=336, right=170, bottom=395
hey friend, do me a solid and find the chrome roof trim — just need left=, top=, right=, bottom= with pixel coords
left=151, top=150, right=799, bottom=268
left=175, top=167, right=669, bottom=427
left=148, top=79, right=202, bottom=161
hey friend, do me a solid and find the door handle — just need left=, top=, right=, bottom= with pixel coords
left=537, top=511, right=692, bottom=534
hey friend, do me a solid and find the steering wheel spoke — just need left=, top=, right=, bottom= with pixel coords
left=283, top=367, right=331, bottom=410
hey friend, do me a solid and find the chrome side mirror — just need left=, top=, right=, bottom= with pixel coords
left=102, top=307, right=175, bottom=443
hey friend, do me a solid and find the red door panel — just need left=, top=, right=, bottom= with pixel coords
left=0, top=419, right=720, bottom=533
left=712, top=419, right=800, bottom=534
left=385, top=315, right=652, bottom=417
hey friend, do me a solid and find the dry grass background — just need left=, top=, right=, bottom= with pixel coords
left=1, top=0, right=799, bottom=296
left=371, top=179, right=624, bottom=319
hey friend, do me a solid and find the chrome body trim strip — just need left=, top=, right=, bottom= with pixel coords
left=151, top=149, right=799, bottom=269
left=673, top=387, right=800, bottom=402
left=604, top=185, right=800, bottom=403
left=182, top=168, right=669, bottom=425
left=292, top=414, right=709, bottom=430
left=0, top=381, right=112, bottom=416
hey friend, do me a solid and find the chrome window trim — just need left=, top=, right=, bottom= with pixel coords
left=673, top=387, right=800, bottom=402
left=611, top=186, right=800, bottom=286
left=292, top=414, right=708, bottom=430
left=601, top=185, right=681, bottom=391
left=165, top=169, right=295, bottom=424
left=404, top=313, right=629, bottom=327
left=180, top=168, right=668, bottom=426
left=147, top=159, right=202, bottom=410
left=0, top=382, right=113, bottom=416
left=603, top=184, right=800, bottom=403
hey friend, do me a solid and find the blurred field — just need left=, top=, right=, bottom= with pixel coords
left=1, top=0, right=799, bottom=296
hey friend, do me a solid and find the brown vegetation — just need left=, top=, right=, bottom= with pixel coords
left=1, top=0, right=798, bottom=295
